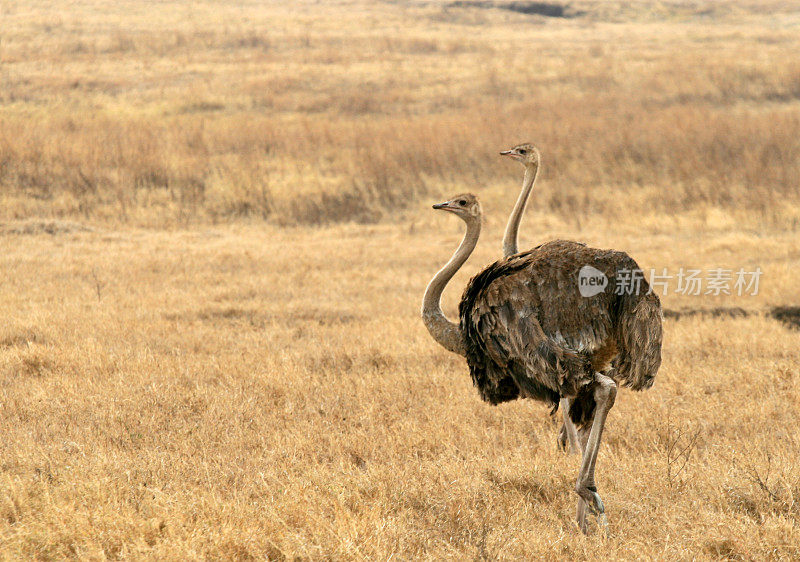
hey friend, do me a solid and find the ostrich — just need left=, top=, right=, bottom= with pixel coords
left=498, top=142, right=581, bottom=454
left=421, top=193, right=662, bottom=533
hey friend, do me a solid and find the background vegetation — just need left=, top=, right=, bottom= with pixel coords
left=1, top=1, right=799, bottom=559
left=3, top=0, right=800, bottom=228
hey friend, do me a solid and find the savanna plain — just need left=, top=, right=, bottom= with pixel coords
left=1, top=0, right=800, bottom=559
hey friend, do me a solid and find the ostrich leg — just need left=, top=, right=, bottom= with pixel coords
left=558, top=398, right=582, bottom=455
left=574, top=372, right=617, bottom=534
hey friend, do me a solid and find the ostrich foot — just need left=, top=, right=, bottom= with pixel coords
left=576, top=485, right=609, bottom=535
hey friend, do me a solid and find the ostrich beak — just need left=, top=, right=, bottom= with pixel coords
left=432, top=202, right=449, bottom=210
left=499, top=150, right=513, bottom=156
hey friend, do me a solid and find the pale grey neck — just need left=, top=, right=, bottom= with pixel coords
left=421, top=217, right=481, bottom=356
left=502, top=163, right=538, bottom=257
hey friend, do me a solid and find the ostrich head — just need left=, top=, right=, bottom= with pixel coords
left=432, top=193, right=481, bottom=221
left=500, top=143, right=541, bottom=167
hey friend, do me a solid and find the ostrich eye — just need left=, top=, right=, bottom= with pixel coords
left=458, top=200, right=467, bottom=206
left=518, top=149, right=527, bottom=155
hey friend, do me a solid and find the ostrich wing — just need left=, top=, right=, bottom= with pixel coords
left=460, top=249, right=598, bottom=407
left=460, top=240, right=648, bottom=407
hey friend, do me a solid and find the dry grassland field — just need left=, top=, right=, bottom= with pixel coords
left=2, top=0, right=800, bottom=559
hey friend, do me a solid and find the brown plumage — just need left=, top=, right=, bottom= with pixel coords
left=459, top=239, right=662, bottom=426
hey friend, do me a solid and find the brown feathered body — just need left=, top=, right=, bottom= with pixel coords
left=458, top=240, right=662, bottom=426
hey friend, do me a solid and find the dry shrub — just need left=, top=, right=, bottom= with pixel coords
left=1, top=1, right=799, bottom=228
left=3, top=0, right=800, bottom=227
left=2, top=97, right=798, bottom=226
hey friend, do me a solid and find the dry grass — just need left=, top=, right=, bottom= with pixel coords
left=1, top=220, right=798, bottom=559
left=3, top=1, right=800, bottom=227
left=1, top=0, right=800, bottom=559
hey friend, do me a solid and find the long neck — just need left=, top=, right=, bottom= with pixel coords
left=421, top=217, right=480, bottom=356
left=502, top=162, right=538, bottom=257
